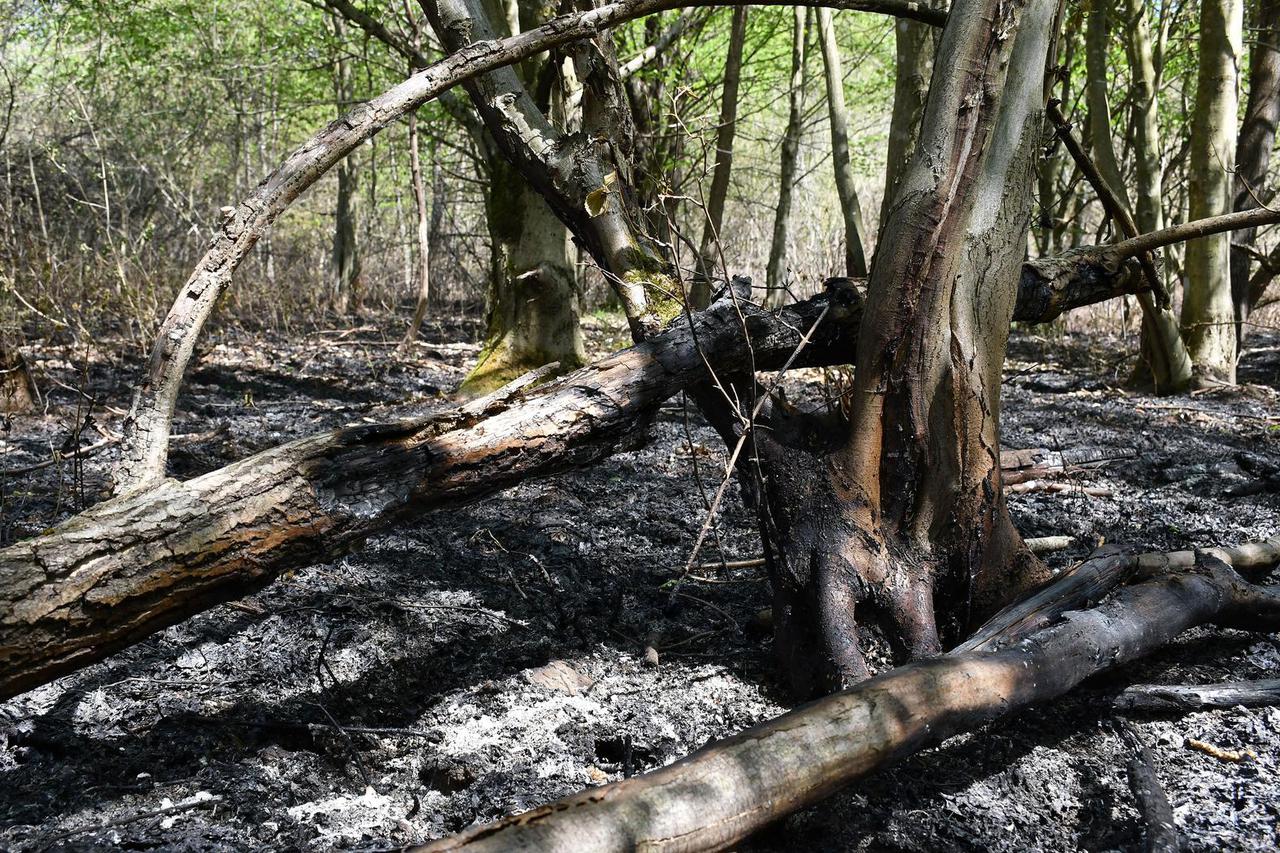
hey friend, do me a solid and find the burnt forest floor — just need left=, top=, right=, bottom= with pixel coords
left=2, top=311, right=1280, bottom=852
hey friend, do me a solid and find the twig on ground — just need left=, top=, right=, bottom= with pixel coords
left=37, top=792, right=222, bottom=848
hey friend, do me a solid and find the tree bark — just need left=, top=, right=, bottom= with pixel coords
left=816, top=7, right=869, bottom=276
left=461, top=162, right=586, bottom=395
left=1086, top=0, right=1192, bottom=393
left=749, top=0, right=1060, bottom=695
left=693, top=7, right=749, bottom=307
left=453, top=0, right=586, bottom=396
left=1183, top=0, right=1243, bottom=385
left=764, top=7, right=810, bottom=309
left=400, top=111, right=434, bottom=348
left=416, top=550, right=1280, bottom=853
left=0, top=343, right=37, bottom=414
left=1113, top=678, right=1280, bottom=712
left=1232, top=0, right=1280, bottom=344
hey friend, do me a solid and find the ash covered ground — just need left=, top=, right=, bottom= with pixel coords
left=2, top=314, right=1279, bottom=851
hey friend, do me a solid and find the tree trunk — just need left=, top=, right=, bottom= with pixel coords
left=451, top=0, right=586, bottom=396
left=879, top=8, right=935, bottom=229
left=1232, top=0, right=1280, bottom=345
left=0, top=343, right=37, bottom=414
left=110, top=0, right=948, bottom=497
left=1085, top=2, right=1126, bottom=196
left=752, top=0, right=1059, bottom=695
left=460, top=162, right=586, bottom=396
left=816, top=7, right=869, bottom=277
left=764, top=7, right=810, bottom=309
left=693, top=7, right=748, bottom=306
left=331, top=15, right=363, bottom=317
left=418, top=549, right=1280, bottom=853
left=400, top=111, right=434, bottom=347
left=1082, top=0, right=1193, bottom=393
left=1183, top=0, right=1243, bottom=385
left=1122, top=0, right=1195, bottom=393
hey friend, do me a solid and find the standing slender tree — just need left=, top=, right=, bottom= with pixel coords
left=1120, top=0, right=1196, bottom=392
left=694, top=7, right=749, bottom=307
left=747, top=0, right=1062, bottom=691
left=765, top=7, right=811, bottom=309
left=331, top=13, right=363, bottom=316
left=1183, top=0, right=1243, bottom=385
left=454, top=0, right=585, bottom=395
left=817, top=7, right=869, bottom=277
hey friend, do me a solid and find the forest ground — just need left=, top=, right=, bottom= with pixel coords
left=2, top=310, right=1279, bottom=852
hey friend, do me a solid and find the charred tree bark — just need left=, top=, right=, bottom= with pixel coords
left=418, top=550, right=1280, bottom=853
left=0, top=287, right=856, bottom=702
left=817, top=7, right=869, bottom=276
left=0, top=250, right=1180, bottom=702
left=1231, top=0, right=1280, bottom=344
left=764, top=7, right=810, bottom=309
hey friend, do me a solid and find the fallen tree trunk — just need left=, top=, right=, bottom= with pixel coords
left=0, top=240, right=1240, bottom=702
left=1113, top=679, right=1280, bottom=712
left=0, top=260, right=1166, bottom=701
left=419, top=549, right=1280, bottom=853
left=0, top=288, right=849, bottom=701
